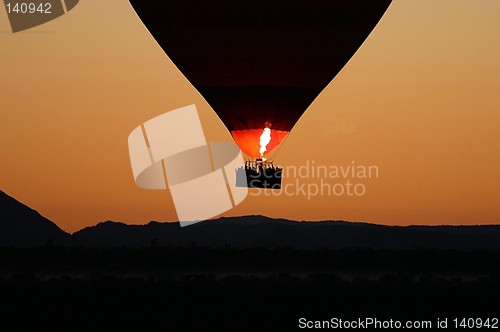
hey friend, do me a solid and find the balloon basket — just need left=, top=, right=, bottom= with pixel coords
left=235, top=159, right=282, bottom=189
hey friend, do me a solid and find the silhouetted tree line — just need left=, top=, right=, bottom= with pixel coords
left=0, top=246, right=499, bottom=276
left=0, top=246, right=499, bottom=331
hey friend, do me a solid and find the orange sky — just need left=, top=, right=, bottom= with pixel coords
left=1, top=0, right=499, bottom=232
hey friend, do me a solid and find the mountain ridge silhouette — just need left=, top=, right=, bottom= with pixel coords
left=0, top=190, right=70, bottom=246
left=73, top=216, right=500, bottom=250
left=1, top=190, right=500, bottom=249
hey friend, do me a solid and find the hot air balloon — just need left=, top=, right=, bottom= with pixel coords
left=128, top=0, right=392, bottom=187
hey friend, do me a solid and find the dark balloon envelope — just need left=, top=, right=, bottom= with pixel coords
left=129, top=0, right=392, bottom=158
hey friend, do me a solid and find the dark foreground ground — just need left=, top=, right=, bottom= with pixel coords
left=0, top=246, right=499, bottom=331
